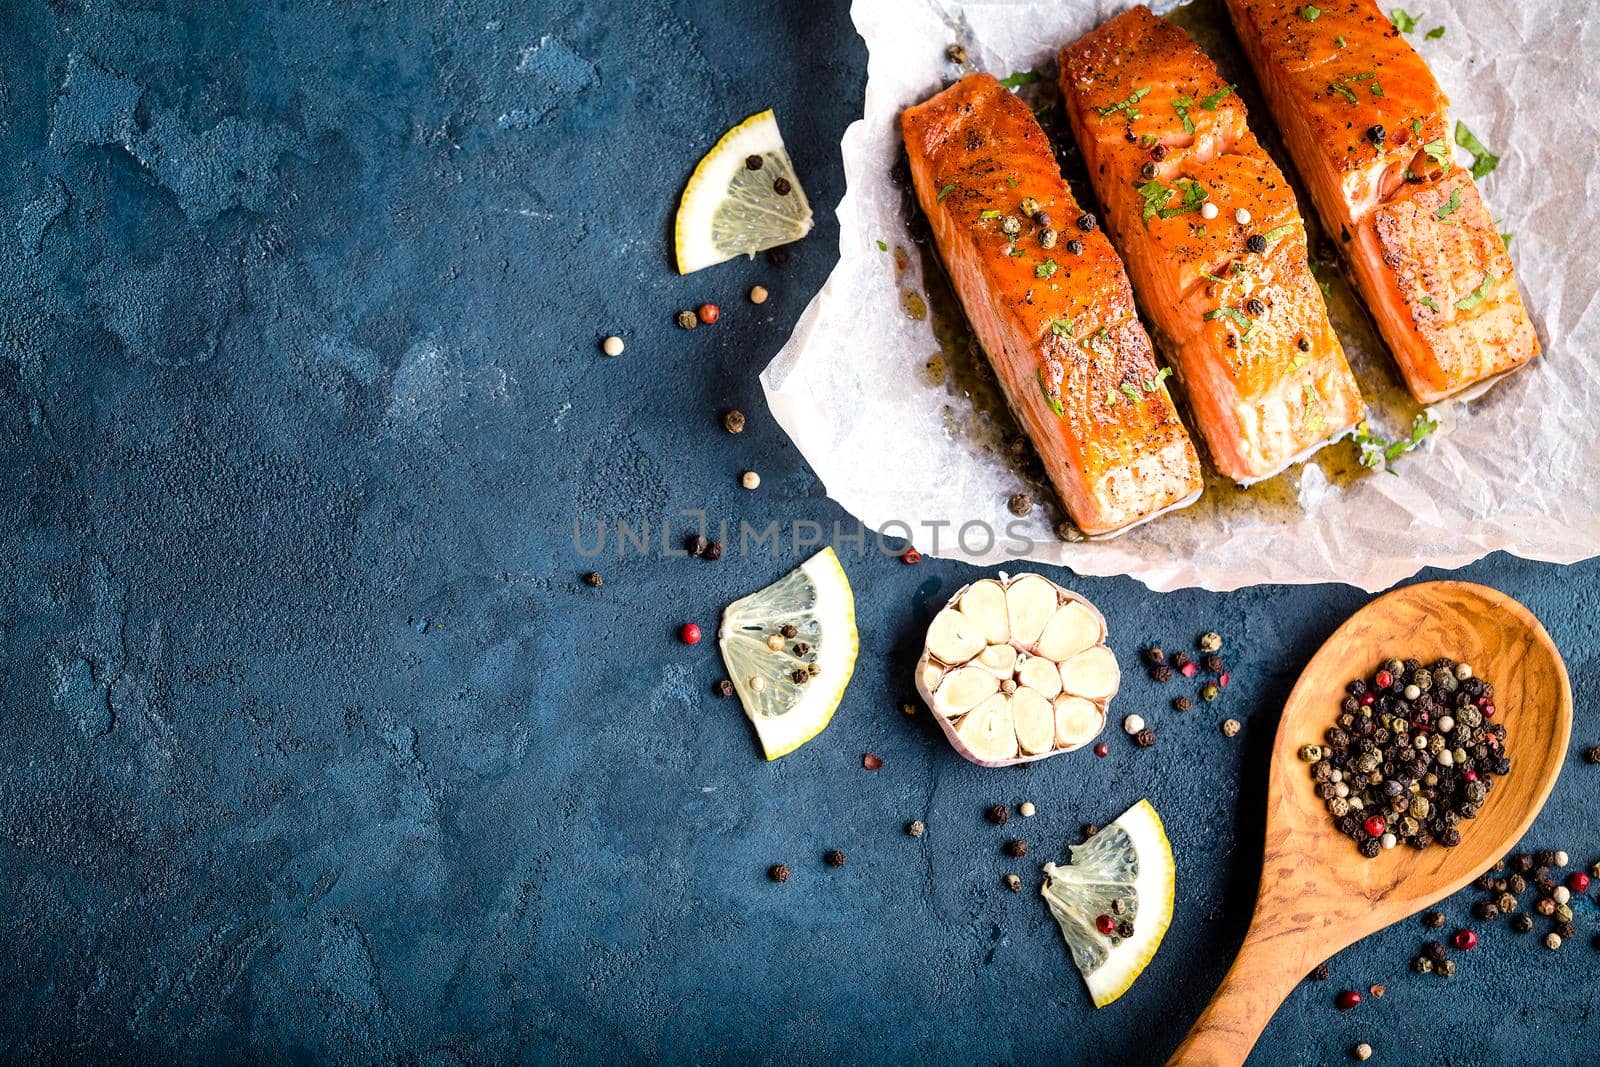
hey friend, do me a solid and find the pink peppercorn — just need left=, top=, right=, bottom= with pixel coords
left=1095, top=914, right=1116, bottom=935
left=679, top=622, right=702, bottom=645
left=1094, top=743, right=1109, bottom=758
left=1568, top=871, right=1591, bottom=893
left=901, top=547, right=922, bottom=564
left=1363, top=816, right=1386, bottom=837
left=1359, top=692, right=1376, bottom=706
left=1335, top=990, right=1361, bottom=1012
left=1375, top=669, right=1393, bottom=688
left=1453, top=929, right=1478, bottom=950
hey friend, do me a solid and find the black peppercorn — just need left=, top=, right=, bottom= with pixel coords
left=824, top=849, right=845, bottom=867
left=986, top=805, right=1011, bottom=826
left=769, top=864, right=790, bottom=883
left=773, top=177, right=792, bottom=196
left=1535, top=849, right=1557, bottom=867
left=1508, top=874, right=1527, bottom=894
left=1307, top=961, right=1331, bottom=982
left=1140, top=161, right=1159, bottom=180
left=768, top=247, right=790, bottom=266
left=1135, top=727, right=1157, bottom=748
left=704, top=539, right=724, bottom=561
left=1083, top=823, right=1100, bottom=838
left=1474, top=900, right=1500, bottom=921
left=714, top=679, right=734, bottom=698
left=1203, top=654, right=1224, bottom=673
left=1004, top=839, right=1029, bottom=858
left=1174, top=696, right=1192, bottom=711
left=1144, top=647, right=1167, bottom=667
left=583, top=571, right=603, bottom=587
left=687, top=533, right=709, bottom=556
left=1584, top=746, right=1600, bottom=764
left=1424, top=940, right=1447, bottom=963
left=1475, top=873, right=1497, bottom=891
left=1151, top=143, right=1169, bottom=161
left=1244, top=298, right=1266, bottom=317
left=1117, top=919, right=1135, bottom=938
left=1558, top=922, right=1578, bottom=940
left=1439, top=828, right=1462, bottom=847
left=1152, top=665, right=1173, bottom=682
left=1366, top=124, right=1386, bottom=145
left=1246, top=234, right=1268, bottom=254
left=781, top=624, right=798, bottom=639
left=745, top=154, right=764, bottom=170
left=1065, top=238, right=1084, bottom=255
left=1297, top=336, right=1311, bottom=352
left=1513, top=854, right=1534, bottom=873
left=1077, top=213, right=1097, bottom=232
left=1423, top=910, right=1446, bottom=929
left=1511, top=914, right=1534, bottom=933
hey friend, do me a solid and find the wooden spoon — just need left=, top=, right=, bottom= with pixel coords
left=1168, top=581, right=1571, bottom=1066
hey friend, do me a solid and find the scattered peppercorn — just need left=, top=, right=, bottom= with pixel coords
left=769, top=864, right=790, bottom=883
left=1335, top=989, right=1361, bottom=1012
left=1424, top=940, right=1448, bottom=963
left=1076, top=213, right=1097, bottom=232
left=1039, top=228, right=1058, bottom=249
left=1307, top=961, right=1331, bottom=981
left=723, top=409, right=747, bottom=434
left=900, top=702, right=916, bottom=716
left=1152, top=664, right=1173, bottom=682
left=1353, top=1043, right=1373, bottom=1062
left=583, top=571, right=603, bottom=588
left=1423, top=910, right=1445, bottom=928
left=1007, top=492, right=1033, bottom=517
left=1004, top=873, right=1022, bottom=892
left=698, top=303, right=721, bottom=325
left=1453, top=929, right=1478, bottom=950
left=1083, top=823, right=1100, bottom=838
left=1584, top=746, right=1600, bottom=765
left=1004, top=839, right=1029, bottom=858
left=1545, top=932, right=1563, bottom=950
left=601, top=335, right=625, bottom=356
left=1201, top=683, right=1220, bottom=702
left=825, top=849, right=846, bottom=867
left=768, top=247, right=789, bottom=265
left=714, top=679, right=734, bottom=698
left=746, top=154, right=764, bottom=171
left=1135, top=728, right=1157, bottom=747
left=1246, top=233, right=1268, bottom=254
left=679, top=622, right=702, bottom=645
left=740, top=470, right=761, bottom=490
left=1140, top=161, right=1159, bottom=180
left=1019, top=801, right=1036, bottom=817
left=1436, top=958, right=1457, bottom=977
left=1297, top=336, right=1312, bottom=352
left=773, top=177, right=792, bottom=196
left=687, top=534, right=709, bottom=556
left=907, top=819, right=926, bottom=837
left=1172, top=651, right=1191, bottom=670
left=901, top=547, right=922, bottom=565
left=986, top=805, right=1011, bottom=826
left=676, top=310, right=698, bottom=330
left=1366, top=124, right=1386, bottom=145
left=1151, top=143, right=1169, bottom=161
left=1093, top=742, right=1110, bottom=757
left=1203, top=653, right=1224, bottom=674
left=1368, top=984, right=1386, bottom=999
left=946, top=42, right=968, bottom=63
left=862, top=753, right=884, bottom=771
left=1065, top=238, right=1084, bottom=255
left=1173, top=696, right=1192, bottom=711
left=704, top=539, right=724, bottom=561
left=1222, top=718, right=1241, bottom=737
left=1511, top=913, right=1534, bottom=933
left=1198, top=632, right=1223, bottom=653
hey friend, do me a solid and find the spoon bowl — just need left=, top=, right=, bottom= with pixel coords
left=1169, top=581, right=1571, bottom=1066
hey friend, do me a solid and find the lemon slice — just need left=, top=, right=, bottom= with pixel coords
left=675, top=109, right=813, bottom=275
left=718, top=547, right=856, bottom=759
left=1041, top=798, right=1175, bottom=1008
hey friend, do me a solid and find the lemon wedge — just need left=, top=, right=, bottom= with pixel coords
left=1041, top=798, right=1175, bottom=1008
left=675, top=109, right=813, bottom=274
left=718, top=547, right=856, bottom=759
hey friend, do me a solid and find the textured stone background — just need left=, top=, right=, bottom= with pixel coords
left=1, top=1, right=1597, bottom=1063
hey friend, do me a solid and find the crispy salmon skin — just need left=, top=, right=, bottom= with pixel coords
left=1060, top=6, right=1364, bottom=483
left=1224, top=0, right=1538, bottom=403
left=901, top=74, right=1203, bottom=537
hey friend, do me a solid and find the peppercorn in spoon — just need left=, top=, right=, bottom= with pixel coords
left=1168, top=581, right=1571, bottom=1066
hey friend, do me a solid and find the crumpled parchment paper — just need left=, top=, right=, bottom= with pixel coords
left=761, top=0, right=1600, bottom=592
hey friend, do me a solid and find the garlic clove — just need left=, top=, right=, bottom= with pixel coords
left=1053, top=695, right=1105, bottom=749
left=932, top=665, right=1001, bottom=719
left=920, top=662, right=945, bottom=693
left=955, top=693, right=1019, bottom=762
left=1060, top=645, right=1121, bottom=702
left=958, top=579, right=1011, bottom=645
left=1005, top=574, right=1059, bottom=648
left=976, top=642, right=1019, bottom=678
left=1034, top=601, right=1102, bottom=664
left=1016, top=653, right=1063, bottom=700
left=926, top=607, right=986, bottom=665
left=1013, top=687, right=1055, bottom=755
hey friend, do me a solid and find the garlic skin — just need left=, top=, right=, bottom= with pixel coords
left=916, top=572, right=1116, bottom=768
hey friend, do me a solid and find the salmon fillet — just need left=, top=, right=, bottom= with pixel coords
left=1224, top=0, right=1539, bottom=404
left=1060, top=6, right=1364, bottom=484
left=901, top=73, right=1203, bottom=537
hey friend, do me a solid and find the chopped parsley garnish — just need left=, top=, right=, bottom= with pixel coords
left=1006, top=175, right=1019, bottom=187
left=1142, top=367, right=1173, bottom=392
left=1137, top=179, right=1173, bottom=221
left=1329, top=81, right=1358, bottom=105
left=1301, top=5, right=1322, bottom=20
left=1104, top=388, right=1120, bottom=407
left=1425, top=25, right=1445, bottom=39
left=1050, top=317, right=1075, bottom=338
left=1423, top=137, right=1452, bottom=170
left=1455, top=122, right=1500, bottom=179
left=1199, top=84, right=1235, bottom=110
left=1204, top=306, right=1258, bottom=341
left=1501, top=231, right=1513, bottom=249
left=1353, top=413, right=1438, bottom=472
left=1037, top=369, right=1065, bottom=415
left=1200, top=269, right=1229, bottom=285
left=1335, top=35, right=1347, bottom=47
left=1433, top=188, right=1461, bottom=220
left=1035, top=259, right=1059, bottom=279
left=1419, top=294, right=1440, bottom=312
left=999, top=70, right=1044, bottom=89
left=1095, top=85, right=1151, bottom=119
left=1087, top=328, right=1114, bottom=357
left=1303, top=382, right=1321, bottom=406
left=876, top=239, right=888, bottom=251
left=980, top=209, right=1001, bottom=219
left=1120, top=383, right=1142, bottom=402
left=1389, top=8, right=1419, bottom=32
left=1159, top=178, right=1209, bottom=220
left=1261, top=222, right=1297, bottom=246
left=1454, top=273, right=1496, bottom=311
left=1173, top=95, right=1196, bottom=135
left=936, top=183, right=956, bottom=202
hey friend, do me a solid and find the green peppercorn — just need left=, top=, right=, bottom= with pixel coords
left=1201, top=683, right=1220, bottom=702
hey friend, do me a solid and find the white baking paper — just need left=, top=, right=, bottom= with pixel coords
left=761, top=0, right=1600, bottom=592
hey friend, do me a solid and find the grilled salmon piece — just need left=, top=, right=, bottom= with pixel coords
left=1060, top=5, right=1364, bottom=484
left=1224, top=0, right=1539, bottom=403
left=901, top=74, right=1203, bottom=537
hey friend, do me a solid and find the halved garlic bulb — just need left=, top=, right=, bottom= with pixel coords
left=915, top=572, right=1117, bottom=767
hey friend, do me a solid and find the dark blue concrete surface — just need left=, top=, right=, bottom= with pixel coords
left=1, top=1, right=1597, bottom=1063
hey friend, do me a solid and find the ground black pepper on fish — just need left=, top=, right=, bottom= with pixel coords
left=1307, top=656, right=1508, bottom=856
